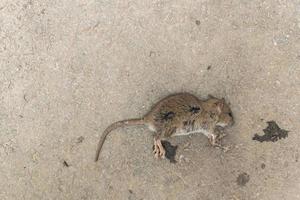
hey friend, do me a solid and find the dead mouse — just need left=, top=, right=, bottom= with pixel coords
left=95, top=93, right=234, bottom=162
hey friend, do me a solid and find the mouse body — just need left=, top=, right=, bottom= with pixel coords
left=95, top=93, right=234, bottom=162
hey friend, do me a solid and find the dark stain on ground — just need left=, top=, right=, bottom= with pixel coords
left=63, top=160, right=69, bottom=167
left=195, top=20, right=200, bottom=25
left=149, top=51, right=155, bottom=57
left=23, top=94, right=29, bottom=103
left=40, top=8, right=45, bottom=14
left=237, top=172, right=250, bottom=186
left=207, top=65, right=212, bottom=70
left=261, top=163, right=266, bottom=169
left=162, top=140, right=177, bottom=163
left=128, top=189, right=133, bottom=194
left=153, top=141, right=177, bottom=163
left=253, top=121, right=289, bottom=142
left=77, top=136, right=84, bottom=143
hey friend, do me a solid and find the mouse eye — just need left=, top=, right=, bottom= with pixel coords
left=228, top=112, right=233, bottom=117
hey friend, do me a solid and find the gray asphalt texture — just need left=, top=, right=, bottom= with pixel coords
left=0, top=0, right=300, bottom=199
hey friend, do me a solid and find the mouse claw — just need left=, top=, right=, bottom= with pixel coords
left=208, top=134, right=217, bottom=146
left=159, top=149, right=166, bottom=159
left=153, top=148, right=160, bottom=159
left=153, top=139, right=160, bottom=159
left=153, top=144, right=159, bottom=153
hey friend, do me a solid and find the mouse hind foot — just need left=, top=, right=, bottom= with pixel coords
left=153, top=138, right=166, bottom=159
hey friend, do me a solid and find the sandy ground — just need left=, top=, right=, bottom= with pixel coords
left=1, top=0, right=300, bottom=199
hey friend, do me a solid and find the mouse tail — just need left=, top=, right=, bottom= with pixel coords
left=95, top=118, right=145, bottom=162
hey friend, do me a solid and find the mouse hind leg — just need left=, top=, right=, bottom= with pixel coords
left=150, top=121, right=175, bottom=159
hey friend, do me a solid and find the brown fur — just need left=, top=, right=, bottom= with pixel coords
left=95, top=93, right=234, bottom=162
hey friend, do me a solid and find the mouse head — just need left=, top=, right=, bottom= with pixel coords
left=205, top=96, right=234, bottom=127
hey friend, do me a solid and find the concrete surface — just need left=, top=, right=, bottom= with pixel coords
left=0, top=0, right=300, bottom=199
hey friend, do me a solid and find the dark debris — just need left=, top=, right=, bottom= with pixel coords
left=63, top=160, right=69, bottom=167
left=237, top=172, right=250, bottom=186
left=77, top=136, right=84, bottom=143
left=253, top=121, right=289, bottom=143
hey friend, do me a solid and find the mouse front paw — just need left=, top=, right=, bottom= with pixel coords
left=208, top=134, right=231, bottom=152
left=208, top=134, right=217, bottom=146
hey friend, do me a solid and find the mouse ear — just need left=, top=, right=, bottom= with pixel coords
left=216, top=98, right=225, bottom=113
